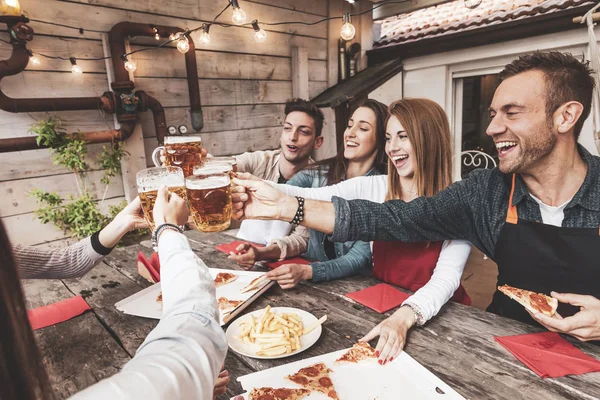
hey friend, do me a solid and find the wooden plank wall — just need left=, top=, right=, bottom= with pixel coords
left=0, top=0, right=329, bottom=246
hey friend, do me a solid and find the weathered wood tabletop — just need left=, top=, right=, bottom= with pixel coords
left=23, top=230, right=600, bottom=400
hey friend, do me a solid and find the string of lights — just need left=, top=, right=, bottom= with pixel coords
left=5, top=0, right=463, bottom=74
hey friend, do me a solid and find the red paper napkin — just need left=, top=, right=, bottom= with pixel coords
left=346, top=283, right=410, bottom=314
left=28, top=295, right=91, bottom=331
left=494, top=331, right=600, bottom=378
left=264, top=257, right=311, bottom=270
left=137, top=252, right=161, bottom=283
left=215, top=240, right=264, bottom=255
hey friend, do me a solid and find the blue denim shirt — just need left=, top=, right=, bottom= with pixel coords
left=286, top=166, right=382, bottom=283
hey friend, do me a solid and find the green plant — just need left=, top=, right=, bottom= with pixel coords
left=29, top=117, right=143, bottom=243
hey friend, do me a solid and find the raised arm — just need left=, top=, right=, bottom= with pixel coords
left=71, top=187, right=226, bottom=400
left=15, top=198, right=147, bottom=279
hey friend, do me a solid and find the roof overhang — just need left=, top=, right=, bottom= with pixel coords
left=367, top=3, right=593, bottom=66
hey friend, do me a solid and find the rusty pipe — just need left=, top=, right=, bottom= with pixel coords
left=0, top=36, right=109, bottom=113
left=136, top=90, right=166, bottom=144
left=108, top=22, right=203, bottom=131
left=0, top=121, right=136, bottom=153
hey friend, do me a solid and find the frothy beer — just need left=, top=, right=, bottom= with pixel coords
left=163, top=136, right=203, bottom=177
left=186, top=168, right=232, bottom=232
left=136, top=167, right=186, bottom=231
left=204, top=156, right=238, bottom=173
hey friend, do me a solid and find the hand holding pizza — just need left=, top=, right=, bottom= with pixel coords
left=530, top=292, right=600, bottom=342
left=359, top=305, right=416, bottom=365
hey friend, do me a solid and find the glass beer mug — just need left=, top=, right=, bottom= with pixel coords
left=136, top=166, right=186, bottom=231
left=151, top=136, right=203, bottom=177
left=186, top=165, right=232, bottom=232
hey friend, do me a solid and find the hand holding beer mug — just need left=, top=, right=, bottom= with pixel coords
left=151, top=136, right=204, bottom=177
left=186, top=165, right=233, bottom=232
left=136, top=166, right=187, bottom=231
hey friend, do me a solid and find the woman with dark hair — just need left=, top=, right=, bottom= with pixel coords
left=230, top=99, right=389, bottom=288
left=232, top=98, right=472, bottom=364
left=1, top=187, right=227, bottom=400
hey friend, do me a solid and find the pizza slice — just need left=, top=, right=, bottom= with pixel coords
left=335, top=341, right=377, bottom=364
left=286, top=362, right=340, bottom=400
left=498, top=285, right=558, bottom=317
left=218, top=297, right=243, bottom=314
left=248, top=387, right=310, bottom=400
left=240, top=274, right=269, bottom=293
left=214, top=272, right=238, bottom=288
left=156, top=291, right=163, bottom=304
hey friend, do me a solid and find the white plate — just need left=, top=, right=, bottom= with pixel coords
left=226, top=307, right=323, bottom=360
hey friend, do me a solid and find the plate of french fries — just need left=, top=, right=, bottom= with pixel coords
left=226, top=305, right=326, bottom=359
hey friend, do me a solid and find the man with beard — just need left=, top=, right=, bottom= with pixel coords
left=235, top=98, right=324, bottom=183
left=232, top=51, right=600, bottom=342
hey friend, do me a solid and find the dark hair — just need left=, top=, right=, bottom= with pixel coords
left=284, top=98, right=325, bottom=137
left=0, top=221, right=54, bottom=400
left=308, top=98, right=388, bottom=185
left=499, top=51, right=595, bottom=140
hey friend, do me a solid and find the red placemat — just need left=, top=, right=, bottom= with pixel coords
left=495, top=331, right=600, bottom=378
left=216, top=240, right=264, bottom=255
left=346, top=283, right=410, bottom=313
left=28, top=295, right=91, bottom=330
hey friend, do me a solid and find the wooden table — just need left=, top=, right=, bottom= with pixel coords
left=23, top=231, right=600, bottom=400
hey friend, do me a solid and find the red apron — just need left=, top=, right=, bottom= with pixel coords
left=372, top=240, right=471, bottom=305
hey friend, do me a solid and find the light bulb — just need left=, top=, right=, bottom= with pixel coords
left=29, top=55, right=40, bottom=65
left=169, top=33, right=177, bottom=41
left=464, top=0, right=482, bottom=9
left=124, top=59, right=137, bottom=72
left=177, top=35, right=190, bottom=54
left=347, top=0, right=355, bottom=3
left=232, top=7, right=247, bottom=25
left=199, top=30, right=211, bottom=45
left=154, top=32, right=160, bottom=40
left=70, top=57, right=82, bottom=75
left=340, top=22, right=355, bottom=41
left=251, top=20, right=267, bottom=43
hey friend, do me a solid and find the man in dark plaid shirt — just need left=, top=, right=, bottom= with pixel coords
left=233, top=51, right=600, bottom=343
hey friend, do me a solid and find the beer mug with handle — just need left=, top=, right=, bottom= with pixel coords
left=186, top=164, right=232, bottom=232
left=151, top=136, right=203, bottom=177
left=136, top=166, right=187, bottom=231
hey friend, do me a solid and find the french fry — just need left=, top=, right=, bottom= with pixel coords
left=303, top=315, right=327, bottom=335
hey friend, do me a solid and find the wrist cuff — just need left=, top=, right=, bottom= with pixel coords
left=91, top=230, right=114, bottom=256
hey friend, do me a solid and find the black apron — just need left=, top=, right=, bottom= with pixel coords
left=488, top=174, right=600, bottom=325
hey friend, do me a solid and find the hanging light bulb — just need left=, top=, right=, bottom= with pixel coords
left=340, top=13, right=355, bottom=41
left=70, top=57, right=83, bottom=75
left=177, top=34, right=190, bottom=54
left=26, top=49, right=40, bottom=66
left=0, top=0, right=21, bottom=16
left=231, top=0, right=247, bottom=25
left=346, top=0, right=355, bottom=3
left=464, top=0, right=482, bottom=9
left=199, top=24, right=211, bottom=45
left=122, top=55, right=137, bottom=73
left=169, top=33, right=177, bottom=41
left=152, top=26, right=160, bottom=40
left=251, top=20, right=267, bottom=43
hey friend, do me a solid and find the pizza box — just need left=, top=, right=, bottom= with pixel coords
left=232, top=347, right=465, bottom=400
left=115, top=268, right=274, bottom=326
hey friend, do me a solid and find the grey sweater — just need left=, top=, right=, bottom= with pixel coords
left=14, top=237, right=105, bottom=279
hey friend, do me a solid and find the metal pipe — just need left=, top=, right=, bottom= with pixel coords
left=0, top=121, right=136, bottom=153
left=108, top=22, right=203, bottom=131
left=136, top=90, right=167, bottom=144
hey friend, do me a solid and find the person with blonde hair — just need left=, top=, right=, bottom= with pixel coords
left=232, top=98, right=472, bottom=364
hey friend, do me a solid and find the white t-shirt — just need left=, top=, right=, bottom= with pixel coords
left=528, top=193, right=572, bottom=227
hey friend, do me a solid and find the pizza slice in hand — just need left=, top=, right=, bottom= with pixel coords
left=214, top=272, right=238, bottom=287
left=498, top=285, right=558, bottom=317
left=335, top=341, right=377, bottom=364
left=218, top=297, right=243, bottom=314
left=248, top=387, right=310, bottom=400
left=286, top=362, right=340, bottom=400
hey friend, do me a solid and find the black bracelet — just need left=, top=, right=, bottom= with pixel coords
left=151, top=223, right=184, bottom=250
left=90, top=230, right=114, bottom=256
left=290, top=196, right=305, bottom=226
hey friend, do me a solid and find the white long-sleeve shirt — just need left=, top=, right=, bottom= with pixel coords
left=71, top=231, right=227, bottom=399
left=267, top=175, right=472, bottom=323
